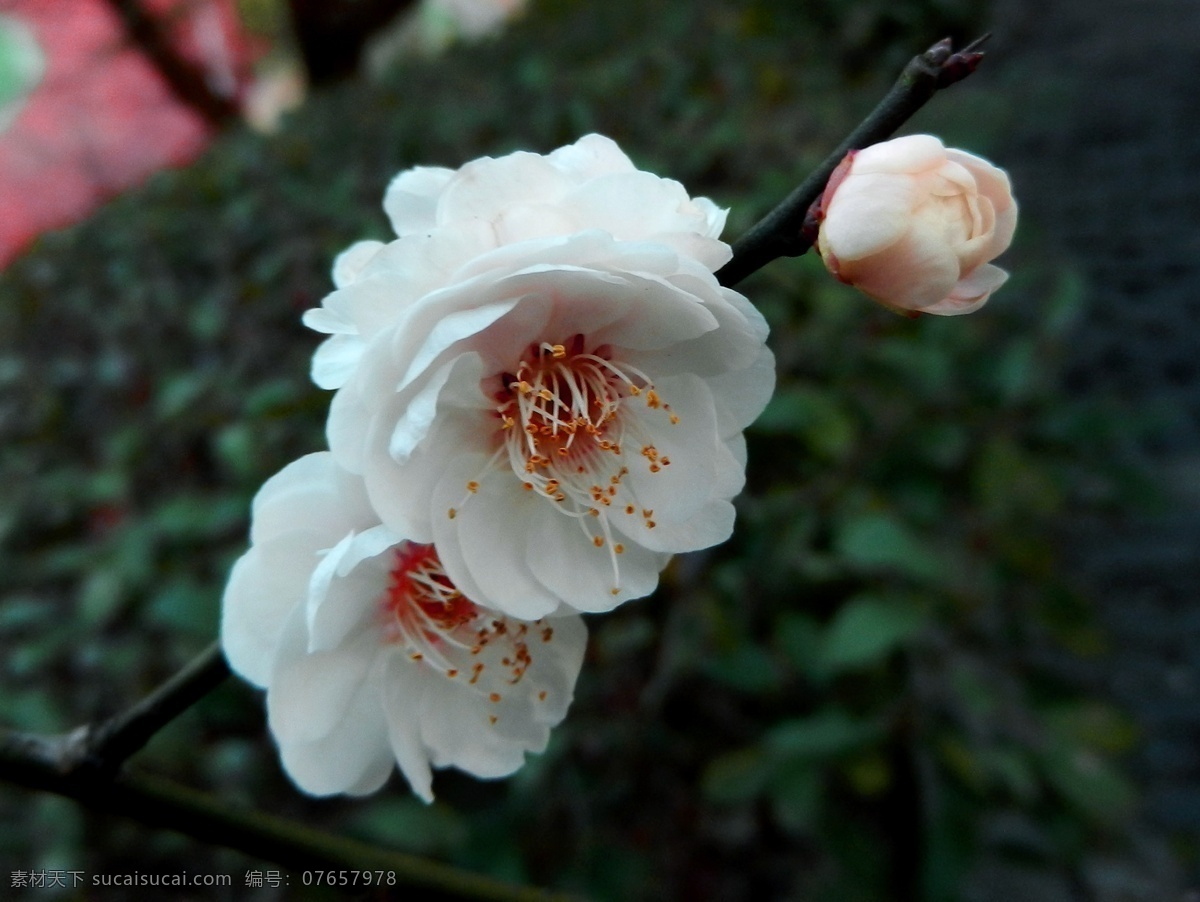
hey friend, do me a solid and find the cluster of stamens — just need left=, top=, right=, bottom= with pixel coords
left=382, top=543, right=555, bottom=723
left=455, top=336, right=681, bottom=594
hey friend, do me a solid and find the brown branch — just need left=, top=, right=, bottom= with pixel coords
left=100, top=0, right=241, bottom=128
left=0, top=648, right=574, bottom=899
left=77, top=642, right=230, bottom=775
left=716, top=35, right=991, bottom=288
left=0, top=730, right=574, bottom=902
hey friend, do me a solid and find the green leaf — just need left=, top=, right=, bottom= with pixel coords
left=833, top=511, right=941, bottom=582
left=705, top=644, right=782, bottom=694
left=154, top=373, right=212, bottom=420
left=992, top=337, right=1038, bottom=404
left=1038, top=742, right=1136, bottom=824
left=774, top=611, right=824, bottom=676
left=79, top=568, right=125, bottom=627
left=765, top=709, right=880, bottom=760
left=146, top=578, right=218, bottom=636
left=1042, top=702, right=1139, bottom=755
left=751, top=384, right=857, bottom=460
left=840, top=750, right=892, bottom=796
left=818, top=593, right=924, bottom=673
left=769, top=763, right=822, bottom=834
left=702, top=746, right=774, bottom=805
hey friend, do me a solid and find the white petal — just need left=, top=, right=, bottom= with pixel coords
left=326, top=375, right=373, bottom=475
left=249, top=452, right=373, bottom=544
left=619, top=284, right=768, bottom=383
left=365, top=406, right=478, bottom=542
left=622, top=373, right=724, bottom=521
left=275, top=663, right=394, bottom=797
left=268, top=626, right=376, bottom=746
left=840, top=224, right=960, bottom=311
left=332, top=240, right=386, bottom=288
left=418, top=676, right=539, bottom=779
left=691, top=196, right=729, bottom=239
left=562, top=171, right=698, bottom=241
left=431, top=460, right=561, bottom=620
left=381, top=658, right=436, bottom=802
left=438, top=152, right=573, bottom=226
left=522, top=610, right=587, bottom=724
left=301, top=306, right=356, bottom=335
left=310, top=334, right=365, bottom=390
left=384, top=166, right=454, bottom=236
left=623, top=498, right=736, bottom=553
left=396, top=300, right=519, bottom=396
left=342, top=223, right=496, bottom=337
left=852, top=134, right=946, bottom=175
left=527, top=507, right=668, bottom=612
left=546, top=133, right=635, bottom=179
left=919, top=264, right=1008, bottom=315
left=493, top=203, right=579, bottom=244
left=705, top=345, right=777, bottom=438
left=267, top=614, right=396, bottom=795
left=569, top=270, right=720, bottom=352
left=221, top=539, right=310, bottom=686
left=306, top=526, right=396, bottom=653
left=820, top=172, right=917, bottom=262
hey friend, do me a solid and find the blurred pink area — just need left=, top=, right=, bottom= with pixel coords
left=0, top=0, right=256, bottom=268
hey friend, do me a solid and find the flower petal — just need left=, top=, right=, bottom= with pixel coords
left=433, top=462, right=562, bottom=620
left=268, top=621, right=376, bottom=746
left=380, top=658, right=436, bottom=802
left=306, top=525, right=396, bottom=653
left=527, top=506, right=668, bottom=612
left=332, top=240, right=386, bottom=288
left=839, top=224, right=960, bottom=311
left=919, top=263, right=1009, bottom=316
left=546, top=133, right=635, bottom=179
left=437, top=152, right=573, bottom=227
left=384, top=166, right=454, bottom=236
left=820, top=172, right=917, bottom=262
left=221, top=537, right=311, bottom=686
left=851, top=134, right=946, bottom=175
left=418, top=676, right=541, bottom=779
left=310, top=334, right=366, bottom=390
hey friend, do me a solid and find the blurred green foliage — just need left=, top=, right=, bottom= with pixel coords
left=0, top=0, right=1159, bottom=898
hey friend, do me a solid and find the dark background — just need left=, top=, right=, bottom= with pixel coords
left=1, top=0, right=1197, bottom=898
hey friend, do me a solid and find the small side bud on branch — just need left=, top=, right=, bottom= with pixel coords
left=718, top=35, right=992, bottom=288
left=934, top=33, right=990, bottom=88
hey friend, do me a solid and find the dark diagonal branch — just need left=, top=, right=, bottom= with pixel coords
left=80, top=642, right=230, bottom=774
left=100, top=0, right=241, bottom=127
left=0, top=643, right=229, bottom=778
left=0, top=734, right=573, bottom=902
left=716, top=35, right=990, bottom=288
left=0, top=645, right=573, bottom=899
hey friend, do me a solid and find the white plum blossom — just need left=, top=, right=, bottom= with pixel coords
left=304, top=134, right=775, bottom=618
left=221, top=452, right=586, bottom=801
left=816, top=134, right=1018, bottom=315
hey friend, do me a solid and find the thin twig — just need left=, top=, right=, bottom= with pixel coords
left=716, top=35, right=990, bottom=288
left=77, top=642, right=230, bottom=774
left=0, top=730, right=574, bottom=902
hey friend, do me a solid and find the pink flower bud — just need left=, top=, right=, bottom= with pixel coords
left=816, top=134, right=1018, bottom=316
